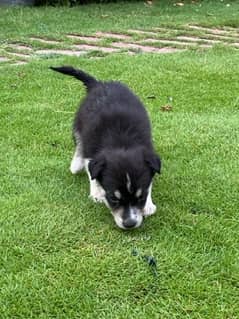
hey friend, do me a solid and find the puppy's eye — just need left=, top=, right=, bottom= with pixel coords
left=137, top=195, right=146, bottom=204
left=107, top=194, right=120, bottom=204
left=111, top=197, right=119, bottom=204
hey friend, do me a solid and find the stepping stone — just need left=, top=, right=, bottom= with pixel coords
left=202, top=33, right=239, bottom=41
left=142, top=38, right=197, bottom=46
left=0, top=56, right=9, bottom=62
left=8, top=52, right=30, bottom=59
left=11, top=61, right=28, bottom=66
left=153, top=27, right=174, bottom=33
left=67, top=34, right=100, bottom=42
left=188, top=25, right=239, bottom=36
left=30, top=37, right=60, bottom=44
left=95, top=32, right=131, bottom=40
left=73, top=44, right=119, bottom=53
left=128, top=29, right=159, bottom=36
left=176, top=36, right=222, bottom=44
left=36, top=49, right=87, bottom=56
left=8, top=44, right=32, bottom=51
left=112, top=42, right=182, bottom=53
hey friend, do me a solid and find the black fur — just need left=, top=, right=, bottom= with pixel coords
left=51, top=65, right=161, bottom=228
left=50, top=66, right=97, bottom=91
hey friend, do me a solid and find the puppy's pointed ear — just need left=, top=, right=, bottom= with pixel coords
left=144, top=150, right=161, bottom=174
left=88, top=155, right=106, bottom=180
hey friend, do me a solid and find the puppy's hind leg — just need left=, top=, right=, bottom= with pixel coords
left=70, top=134, right=84, bottom=174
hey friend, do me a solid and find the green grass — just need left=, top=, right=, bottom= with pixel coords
left=0, top=0, right=239, bottom=42
left=1, top=1, right=239, bottom=318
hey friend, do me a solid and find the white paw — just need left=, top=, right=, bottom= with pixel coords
left=70, top=157, right=84, bottom=174
left=89, top=193, right=105, bottom=203
left=143, top=202, right=156, bottom=217
left=89, top=182, right=105, bottom=203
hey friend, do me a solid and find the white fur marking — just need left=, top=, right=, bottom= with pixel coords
left=70, top=147, right=84, bottom=174
left=114, top=190, right=121, bottom=199
left=126, top=173, right=132, bottom=193
left=85, top=159, right=105, bottom=203
left=135, top=188, right=142, bottom=198
left=143, top=183, right=157, bottom=217
left=89, top=179, right=105, bottom=203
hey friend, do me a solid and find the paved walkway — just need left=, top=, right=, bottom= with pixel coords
left=1, top=24, right=238, bottom=66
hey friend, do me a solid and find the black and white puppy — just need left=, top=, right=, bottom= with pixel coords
left=51, top=66, right=161, bottom=229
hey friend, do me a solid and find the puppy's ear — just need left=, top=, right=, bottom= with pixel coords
left=88, top=155, right=106, bottom=180
left=144, top=150, right=161, bottom=174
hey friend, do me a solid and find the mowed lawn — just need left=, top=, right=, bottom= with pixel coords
left=1, top=1, right=239, bottom=318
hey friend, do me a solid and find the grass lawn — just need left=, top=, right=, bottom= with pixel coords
left=1, top=1, right=239, bottom=318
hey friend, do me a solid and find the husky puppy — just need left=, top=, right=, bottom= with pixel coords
left=51, top=66, right=161, bottom=229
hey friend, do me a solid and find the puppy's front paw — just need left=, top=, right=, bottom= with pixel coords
left=89, top=184, right=105, bottom=204
left=89, top=193, right=105, bottom=203
left=70, top=158, right=84, bottom=174
left=143, top=202, right=156, bottom=217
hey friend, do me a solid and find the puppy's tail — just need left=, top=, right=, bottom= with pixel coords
left=50, top=66, right=98, bottom=91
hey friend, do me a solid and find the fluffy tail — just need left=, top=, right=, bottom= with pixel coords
left=50, top=66, right=98, bottom=90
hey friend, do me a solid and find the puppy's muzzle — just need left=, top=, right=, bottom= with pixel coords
left=123, top=217, right=138, bottom=229
left=113, top=206, right=143, bottom=230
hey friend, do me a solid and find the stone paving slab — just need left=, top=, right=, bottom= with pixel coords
left=30, top=37, right=60, bottom=45
left=112, top=42, right=182, bottom=53
left=73, top=44, right=119, bottom=53
left=176, top=36, right=222, bottom=44
left=36, top=49, right=87, bottom=56
left=142, top=38, right=198, bottom=46
left=8, top=44, right=33, bottom=51
left=95, top=31, right=131, bottom=40
left=0, top=56, right=10, bottom=62
left=67, top=35, right=100, bottom=42
left=11, top=61, right=28, bottom=66
left=128, top=29, right=159, bottom=37
left=8, top=52, right=30, bottom=59
left=188, top=24, right=239, bottom=36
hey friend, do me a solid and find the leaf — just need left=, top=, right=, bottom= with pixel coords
left=174, top=2, right=184, bottom=6
left=161, top=104, right=173, bottom=112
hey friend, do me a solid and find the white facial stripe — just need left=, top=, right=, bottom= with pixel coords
left=135, top=188, right=142, bottom=198
left=129, top=207, right=137, bottom=219
left=114, top=190, right=121, bottom=199
left=126, top=173, right=132, bottom=193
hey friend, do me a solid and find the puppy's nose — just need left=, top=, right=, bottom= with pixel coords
left=123, top=218, right=137, bottom=229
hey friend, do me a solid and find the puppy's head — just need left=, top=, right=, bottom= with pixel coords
left=88, top=147, right=161, bottom=229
